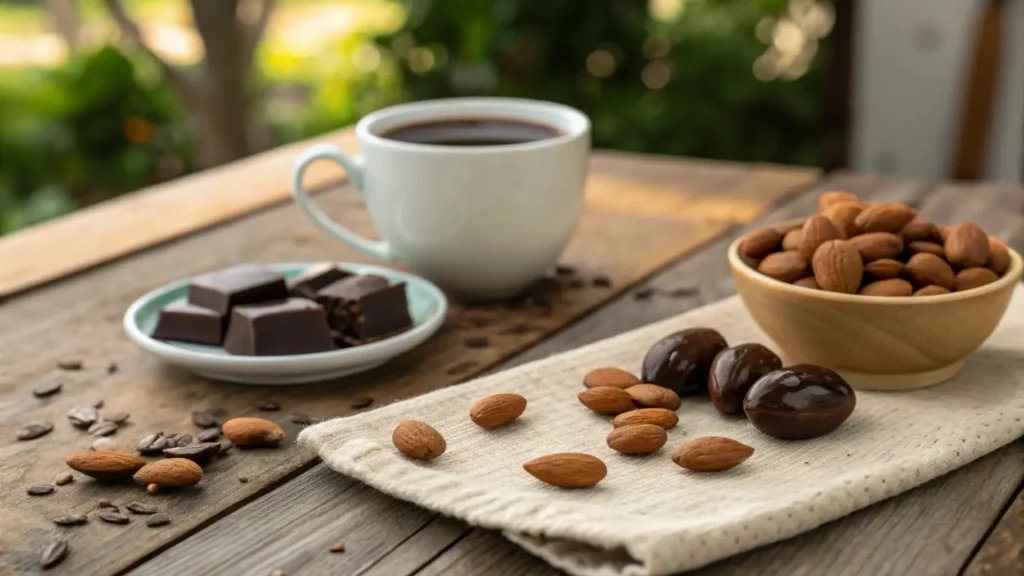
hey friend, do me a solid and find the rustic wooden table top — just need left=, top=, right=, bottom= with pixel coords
left=2, top=129, right=1022, bottom=576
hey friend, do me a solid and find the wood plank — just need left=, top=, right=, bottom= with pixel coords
left=963, top=478, right=1024, bottom=576
left=0, top=154, right=818, bottom=575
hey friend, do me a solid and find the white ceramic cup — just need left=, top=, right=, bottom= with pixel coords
left=291, top=97, right=590, bottom=300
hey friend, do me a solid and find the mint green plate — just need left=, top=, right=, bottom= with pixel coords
left=123, top=263, right=447, bottom=384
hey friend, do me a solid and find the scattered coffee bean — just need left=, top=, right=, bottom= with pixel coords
left=92, top=399, right=105, bottom=409
left=147, top=483, right=160, bottom=494
left=289, top=413, right=313, bottom=425
left=175, top=434, right=194, bottom=447
left=17, top=422, right=54, bottom=441
left=53, top=514, right=88, bottom=526
left=98, top=509, right=130, bottom=524
left=27, top=484, right=55, bottom=496
left=32, top=378, right=64, bottom=398
left=658, top=285, right=699, bottom=297
left=467, top=316, right=492, bottom=328
left=191, top=410, right=219, bottom=428
left=146, top=513, right=170, bottom=527
left=40, top=539, right=69, bottom=569
left=54, top=473, right=73, bottom=486
left=198, top=428, right=221, bottom=442
left=555, top=264, right=576, bottom=276
left=464, top=337, right=490, bottom=349
left=592, top=275, right=612, bottom=287
left=125, top=501, right=157, bottom=515
left=445, top=361, right=477, bottom=376
left=238, top=475, right=249, bottom=483
left=257, top=400, right=280, bottom=411
left=163, top=442, right=221, bottom=463
left=633, top=286, right=655, bottom=300
left=330, top=542, right=346, bottom=553
left=91, top=437, right=118, bottom=451
left=350, top=397, right=374, bottom=409
left=67, top=406, right=99, bottom=428
left=88, top=421, right=119, bottom=437
left=103, top=412, right=130, bottom=424
left=107, top=362, right=119, bottom=374
left=210, top=407, right=227, bottom=417
left=219, top=439, right=234, bottom=455
left=568, top=279, right=585, bottom=289
left=137, top=432, right=166, bottom=455
left=97, top=499, right=114, bottom=508
left=57, top=358, right=83, bottom=371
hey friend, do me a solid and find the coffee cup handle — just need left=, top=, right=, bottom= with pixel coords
left=292, top=143, right=395, bottom=261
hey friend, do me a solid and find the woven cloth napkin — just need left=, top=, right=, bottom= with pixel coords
left=299, top=286, right=1024, bottom=576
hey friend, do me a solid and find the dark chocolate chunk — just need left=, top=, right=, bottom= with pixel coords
left=464, top=337, right=490, bottom=349
left=146, top=513, right=171, bottom=527
left=57, top=358, right=83, bottom=371
left=17, top=422, right=54, bottom=441
left=350, top=397, right=374, bottom=409
left=53, top=514, right=88, bottom=526
left=40, top=539, right=69, bottom=569
left=317, top=276, right=413, bottom=343
left=223, top=299, right=335, bottom=356
left=32, top=377, right=65, bottom=397
left=187, top=264, right=288, bottom=315
left=151, top=301, right=225, bottom=345
left=287, top=263, right=353, bottom=299
left=27, top=484, right=55, bottom=496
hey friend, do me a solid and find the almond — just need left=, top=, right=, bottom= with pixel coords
left=907, top=241, right=945, bottom=258
left=955, top=267, right=1000, bottom=292
left=582, top=367, right=640, bottom=389
left=611, top=408, right=679, bottom=429
left=864, top=258, right=903, bottom=279
left=66, top=451, right=145, bottom=480
left=798, top=215, right=842, bottom=261
left=578, top=386, right=635, bottom=414
left=523, top=453, right=606, bottom=488
left=858, top=278, right=913, bottom=297
left=913, top=285, right=951, bottom=297
left=392, top=420, right=446, bottom=460
left=854, top=203, right=916, bottom=234
left=822, top=201, right=862, bottom=238
left=781, top=228, right=801, bottom=251
left=793, top=277, right=820, bottom=289
left=818, top=191, right=860, bottom=212
left=756, top=251, right=808, bottom=283
left=774, top=221, right=804, bottom=234
left=901, top=218, right=939, bottom=243
left=469, top=393, right=527, bottom=428
left=987, top=236, right=1011, bottom=274
left=221, top=417, right=285, bottom=447
left=133, top=458, right=203, bottom=487
left=739, top=227, right=783, bottom=259
left=626, top=384, right=681, bottom=410
left=606, top=424, right=667, bottom=454
left=671, top=436, right=754, bottom=472
left=945, top=223, right=990, bottom=268
left=811, top=240, right=863, bottom=294
left=904, top=253, right=955, bottom=289
left=849, top=232, right=903, bottom=261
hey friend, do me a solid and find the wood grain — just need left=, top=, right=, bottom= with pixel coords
left=0, top=154, right=817, bottom=575
left=964, top=475, right=1024, bottom=576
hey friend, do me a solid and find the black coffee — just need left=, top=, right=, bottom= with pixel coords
left=381, top=118, right=561, bottom=146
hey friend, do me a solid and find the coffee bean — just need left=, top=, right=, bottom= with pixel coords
left=219, top=439, right=234, bottom=454
left=257, top=400, right=280, bottom=411
left=106, top=362, right=118, bottom=374
left=191, top=410, right=219, bottom=428
left=163, top=442, right=221, bottom=463
left=198, top=428, right=221, bottom=442
left=658, top=285, right=698, bottom=298
left=27, top=484, right=55, bottom=496
left=464, top=337, right=490, bottom=349
left=53, top=514, right=88, bottom=526
left=17, top=422, right=54, bottom=441
left=32, top=378, right=64, bottom=398
left=54, top=473, right=73, bottom=486
left=633, top=286, right=655, bottom=300
left=568, top=279, right=585, bottom=289
left=238, top=475, right=249, bottom=483
left=98, top=509, right=130, bottom=524
left=592, top=276, right=612, bottom=288
left=57, top=358, right=83, bottom=371
left=350, top=397, right=373, bottom=409
left=330, top=542, right=346, bottom=553
left=40, top=539, right=69, bottom=569
left=136, top=432, right=165, bottom=454
left=125, top=501, right=157, bottom=515
left=175, top=434, right=194, bottom=447
left=146, top=513, right=170, bottom=527
left=445, top=361, right=477, bottom=376
left=92, top=399, right=105, bottom=409
left=91, top=437, right=118, bottom=451
left=289, top=413, right=313, bottom=425
left=67, top=406, right=98, bottom=428
left=97, top=499, right=114, bottom=508
left=103, top=412, right=130, bottom=424
left=555, top=264, right=576, bottom=276
left=88, top=421, right=119, bottom=437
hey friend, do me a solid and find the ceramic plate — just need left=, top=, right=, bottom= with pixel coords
left=123, top=263, right=447, bottom=384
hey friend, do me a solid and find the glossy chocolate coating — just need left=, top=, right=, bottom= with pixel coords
left=152, top=301, right=225, bottom=345
left=743, top=365, right=856, bottom=440
left=187, top=264, right=288, bottom=315
left=641, top=328, right=728, bottom=396
left=708, top=344, right=782, bottom=415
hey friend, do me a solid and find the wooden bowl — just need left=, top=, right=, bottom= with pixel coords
left=728, top=226, right=1022, bottom=391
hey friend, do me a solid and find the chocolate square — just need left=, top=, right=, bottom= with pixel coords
left=152, top=301, right=225, bottom=345
left=317, top=275, right=413, bottom=343
left=222, top=298, right=335, bottom=356
left=188, top=264, right=288, bottom=315
left=287, top=263, right=353, bottom=299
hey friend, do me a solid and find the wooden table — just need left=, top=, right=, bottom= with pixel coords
left=2, top=129, right=1022, bottom=576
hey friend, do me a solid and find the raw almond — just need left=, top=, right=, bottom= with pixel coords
left=739, top=227, right=783, bottom=259
left=523, top=453, right=606, bottom=488
left=582, top=367, right=640, bottom=389
left=793, top=277, right=820, bottom=289
left=858, top=278, right=913, bottom=297
left=822, top=201, right=862, bottom=238
left=938, top=225, right=952, bottom=242
left=812, top=240, right=863, bottom=294
left=781, top=228, right=801, bottom=251
left=864, top=258, right=903, bottom=279
left=798, top=215, right=842, bottom=261
left=133, top=458, right=202, bottom=487
left=901, top=218, right=939, bottom=243
left=625, top=384, right=681, bottom=410
left=606, top=424, right=667, bottom=454
left=904, top=253, right=955, bottom=289
left=945, top=223, right=990, bottom=268
left=578, top=386, right=635, bottom=414
left=671, top=436, right=754, bottom=472
left=913, top=285, right=951, bottom=297
left=66, top=451, right=146, bottom=480
left=757, top=251, right=808, bottom=283
left=955, top=267, right=1000, bottom=292
left=818, top=191, right=860, bottom=212
left=221, top=417, right=285, bottom=447
left=854, top=203, right=916, bottom=234
left=611, top=408, right=679, bottom=429
left=469, top=393, right=527, bottom=428
left=392, top=420, right=446, bottom=460
left=907, top=241, right=945, bottom=258
left=849, top=232, right=903, bottom=261
left=987, top=236, right=1011, bottom=274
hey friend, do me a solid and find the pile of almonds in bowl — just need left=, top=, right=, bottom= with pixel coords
left=740, top=191, right=1012, bottom=296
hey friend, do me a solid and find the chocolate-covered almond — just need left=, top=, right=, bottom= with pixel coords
left=743, top=365, right=855, bottom=440
left=641, top=328, right=728, bottom=396
left=708, top=344, right=782, bottom=415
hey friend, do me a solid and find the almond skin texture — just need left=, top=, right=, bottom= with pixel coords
left=392, top=420, right=446, bottom=460
left=914, top=285, right=951, bottom=297
left=781, top=228, right=801, bottom=251
left=818, top=191, right=860, bottom=212
left=578, top=386, right=635, bottom=415
left=582, top=367, right=640, bottom=390
left=611, top=408, right=679, bottom=429
left=945, top=223, right=990, bottom=268
left=757, top=251, right=808, bottom=283
left=66, top=451, right=146, bottom=480
left=854, top=203, right=916, bottom=234
left=907, top=241, right=945, bottom=258
left=849, top=232, right=903, bottom=261
left=133, top=458, right=202, bottom=487
left=904, top=253, right=955, bottom=289
left=812, top=240, right=863, bottom=294
left=671, top=437, right=754, bottom=472
left=798, top=215, right=843, bottom=261
left=470, top=393, right=527, bottom=428
left=938, top=225, right=952, bottom=243
left=901, top=218, right=939, bottom=243
left=221, top=417, right=285, bottom=447
left=626, top=384, right=682, bottom=411
left=864, top=258, right=903, bottom=279
left=822, top=201, right=862, bottom=238
left=739, top=227, right=783, bottom=259
left=955, top=268, right=1000, bottom=292
left=606, top=424, right=668, bottom=454
left=987, top=236, right=1011, bottom=274
left=793, top=277, right=820, bottom=289
left=523, top=453, right=606, bottom=488
left=859, top=278, right=913, bottom=297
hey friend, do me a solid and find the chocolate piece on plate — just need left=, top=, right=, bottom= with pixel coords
left=317, top=276, right=413, bottom=343
left=222, top=298, right=335, bottom=356
left=152, top=301, right=225, bottom=345
left=187, top=264, right=288, bottom=315
left=287, top=263, right=353, bottom=299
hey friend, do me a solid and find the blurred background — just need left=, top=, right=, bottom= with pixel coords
left=0, top=0, right=1021, bottom=236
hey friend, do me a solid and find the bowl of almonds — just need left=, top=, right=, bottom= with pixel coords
left=727, top=191, right=1022, bottom=391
